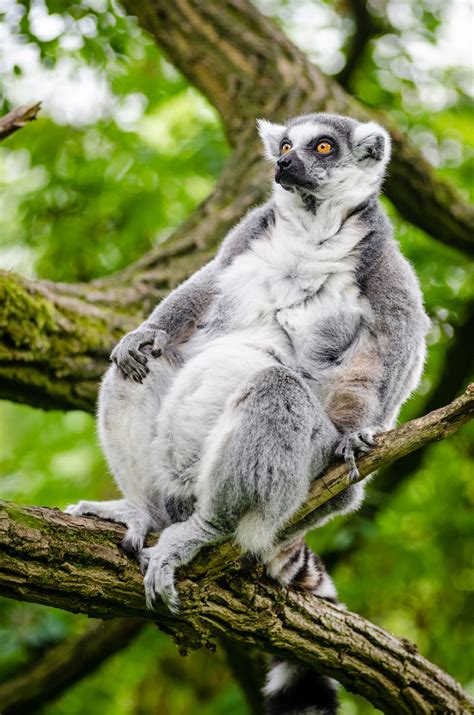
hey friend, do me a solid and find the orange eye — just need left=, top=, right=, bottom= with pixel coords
left=316, top=141, right=333, bottom=155
left=280, top=142, right=292, bottom=154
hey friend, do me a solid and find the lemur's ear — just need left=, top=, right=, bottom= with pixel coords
left=353, top=122, right=391, bottom=166
left=257, top=119, right=286, bottom=161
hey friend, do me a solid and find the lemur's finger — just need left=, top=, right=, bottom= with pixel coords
left=129, top=348, right=148, bottom=366
left=151, top=336, right=163, bottom=358
left=359, top=431, right=376, bottom=447
left=344, top=449, right=359, bottom=481
left=162, top=586, right=180, bottom=614
left=348, top=465, right=360, bottom=482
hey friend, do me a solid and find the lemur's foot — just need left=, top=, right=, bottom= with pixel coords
left=64, top=499, right=153, bottom=555
left=139, top=515, right=220, bottom=613
left=140, top=545, right=180, bottom=613
left=335, top=428, right=377, bottom=481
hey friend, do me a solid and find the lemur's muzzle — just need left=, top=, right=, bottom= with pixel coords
left=275, top=152, right=311, bottom=190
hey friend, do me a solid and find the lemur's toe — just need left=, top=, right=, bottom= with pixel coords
left=138, top=547, right=153, bottom=575
left=64, top=504, right=79, bottom=515
left=344, top=450, right=359, bottom=481
left=121, top=534, right=143, bottom=558
left=160, top=584, right=180, bottom=614
left=64, top=501, right=87, bottom=516
left=142, top=555, right=180, bottom=613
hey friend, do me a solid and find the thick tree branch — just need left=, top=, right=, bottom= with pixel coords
left=0, top=103, right=41, bottom=141
left=0, top=388, right=472, bottom=713
left=123, top=0, right=474, bottom=255
left=0, top=142, right=262, bottom=410
left=0, top=618, right=145, bottom=715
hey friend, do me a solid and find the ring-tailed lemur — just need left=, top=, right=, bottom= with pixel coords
left=66, top=113, right=429, bottom=715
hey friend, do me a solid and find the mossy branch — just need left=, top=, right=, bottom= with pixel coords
left=0, top=387, right=472, bottom=713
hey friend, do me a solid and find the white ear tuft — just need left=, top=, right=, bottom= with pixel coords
left=257, top=119, right=286, bottom=161
left=353, top=121, right=391, bottom=167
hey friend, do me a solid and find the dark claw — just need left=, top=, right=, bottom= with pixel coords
left=129, top=348, right=148, bottom=366
left=348, top=465, right=360, bottom=482
left=121, top=536, right=140, bottom=557
left=341, top=446, right=360, bottom=481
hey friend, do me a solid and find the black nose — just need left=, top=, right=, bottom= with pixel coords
left=277, top=154, right=293, bottom=170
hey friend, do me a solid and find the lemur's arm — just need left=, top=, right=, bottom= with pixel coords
left=112, top=259, right=219, bottom=381
left=328, top=233, right=429, bottom=478
left=112, top=203, right=275, bottom=381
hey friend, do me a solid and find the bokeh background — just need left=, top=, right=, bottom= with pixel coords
left=0, top=1, right=473, bottom=713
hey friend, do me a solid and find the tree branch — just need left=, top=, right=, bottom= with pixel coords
left=123, top=0, right=474, bottom=254
left=219, top=637, right=266, bottom=715
left=0, top=103, right=41, bottom=141
left=0, top=141, right=262, bottom=410
left=0, top=387, right=472, bottom=713
left=0, top=618, right=145, bottom=715
left=337, top=0, right=385, bottom=90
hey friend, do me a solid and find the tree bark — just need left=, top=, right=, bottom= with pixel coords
left=0, top=388, right=472, bottom=713
left=0, top=618, right=145, bottom=715
left=0, top=103, right=41, bottom=141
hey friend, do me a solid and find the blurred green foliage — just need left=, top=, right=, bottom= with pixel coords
left=0, top=1, right=472, bottom=713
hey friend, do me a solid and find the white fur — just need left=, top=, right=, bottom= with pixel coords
left=287, top=120, right=333, bottom=148
left=98, top=359, right=177, bottom=512
left=263, top=662, right=298, bottom=696
left=257, top=118, right=286, bottom=160
left=215, top=206, right=365, bottom=355
left=234, top=511, right=279, bottom=554
left=353, top=120, right=391, bottom=167
left=150, top=185, right=369, bottom=517
left=314, top=571, right=338, bottom=600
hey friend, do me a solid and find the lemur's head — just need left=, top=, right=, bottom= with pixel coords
left=257, top=113, right=391, bottom=209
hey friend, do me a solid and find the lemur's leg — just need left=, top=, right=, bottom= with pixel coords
left=66, top=359, right=176, bottom=552
left=263, top=539, right=339, bottom=715
left=141, top=365, right=339, bottom=611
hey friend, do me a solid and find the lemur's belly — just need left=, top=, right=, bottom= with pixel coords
left=152, top=330, right=285, bottom=500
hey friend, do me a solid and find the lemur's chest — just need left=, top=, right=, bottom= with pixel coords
left=215, top=217, right=364, bottom=343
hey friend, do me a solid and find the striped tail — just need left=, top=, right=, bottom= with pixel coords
left=263, top=540, right=339, bottom=715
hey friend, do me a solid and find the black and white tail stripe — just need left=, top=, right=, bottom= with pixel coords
left=264, top=540, right=339, bottom=714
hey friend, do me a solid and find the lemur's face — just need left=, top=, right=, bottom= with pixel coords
left=257, top=113, right=391, bottom=201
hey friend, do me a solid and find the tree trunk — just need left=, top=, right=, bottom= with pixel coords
left=0, top=389, right=472, bottom=713
left=125, top=0, right=474, bottom=254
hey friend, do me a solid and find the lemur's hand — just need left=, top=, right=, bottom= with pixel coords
left=335, top=426, right=381, bottom=482
left=111, top=324, right=170, bottom=382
